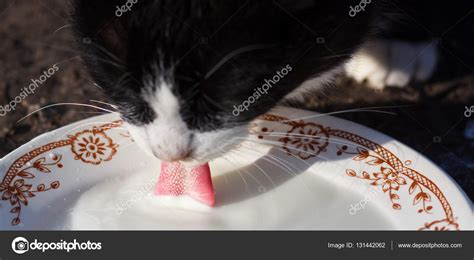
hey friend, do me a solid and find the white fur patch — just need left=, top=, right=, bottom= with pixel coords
left=345, top=40, right=438, bottom=89
left=141, top=81, right=192, bottom=161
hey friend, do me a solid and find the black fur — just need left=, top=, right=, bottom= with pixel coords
left=72, top=0, right=375, bottom=131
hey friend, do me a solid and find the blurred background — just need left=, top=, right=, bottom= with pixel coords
left=0, top=1, right=473, bottom=199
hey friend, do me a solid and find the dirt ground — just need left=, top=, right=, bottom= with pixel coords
left=0, top=1, right=473, bottom=200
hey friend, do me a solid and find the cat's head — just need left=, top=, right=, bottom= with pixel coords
left=72, top=0, right=374, bottom=164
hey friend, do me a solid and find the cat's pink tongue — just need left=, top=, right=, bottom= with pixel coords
left=154, top=162, right=215, bottom=207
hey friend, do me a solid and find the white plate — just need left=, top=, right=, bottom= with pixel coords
left=0, top=106, right=472, bottom=230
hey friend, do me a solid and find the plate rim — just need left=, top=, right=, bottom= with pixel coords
left=1, top=106, right=472, bottom=230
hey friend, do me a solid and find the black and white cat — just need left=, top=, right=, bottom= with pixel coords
left=72, top=0, right=473, bottom=164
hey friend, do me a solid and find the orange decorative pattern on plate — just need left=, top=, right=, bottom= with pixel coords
left=0, top=121, right=123, bottom=226
left=1, top=115, right=460, bottom=230
left=257, top=114, right=459, bottom=231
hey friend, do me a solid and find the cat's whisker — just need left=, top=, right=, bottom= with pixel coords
left=86, top=42, right=144, bottom=86
left=116, top=135, right=136, bottom=146
left=53, top=55, right=82, bottom=66
left=26, top=39, right=125, bottom=70
left=53, top=24, right=72, bottom=35
left=238, top=144, right=299, bottom=179
left=89, top=100, right=119, bottom=110
left=236, top=146, right=302, bottom=189
left=226, top=150, right=266, bottom=187
left=238, top=139, right=314, bottom=170
left=92, top=83, right=104, bottom=90
left=64, top=111, right=109, bottom=115
left=228, top=140, right=295, bottom=173
left=257, top=105, right=411, bottom=123
left=203, top=44, right=276, bottom=80
left=240, top=145, right=296, bottom=176
left=236, top=137, right=335, bottom=163
left=240, top=162, right=275, bottom=191
left=237, top=144, right=316, bottom=194
left=246, top=132, right=362, bottom=151
left=214, top=148, right=250, bottom=190
left=237, top=141, right=302, bottom=171
left=116, top=141, right=136, bottom=153
left=88, top=41, right=124, bottom=64
left=228, top=146, right=277, bottom=189
left=17, top=103, right=120, bottom=123
left=58, top=121, right=128, bottom=138
left=250, top=131, right=363, bottom=149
